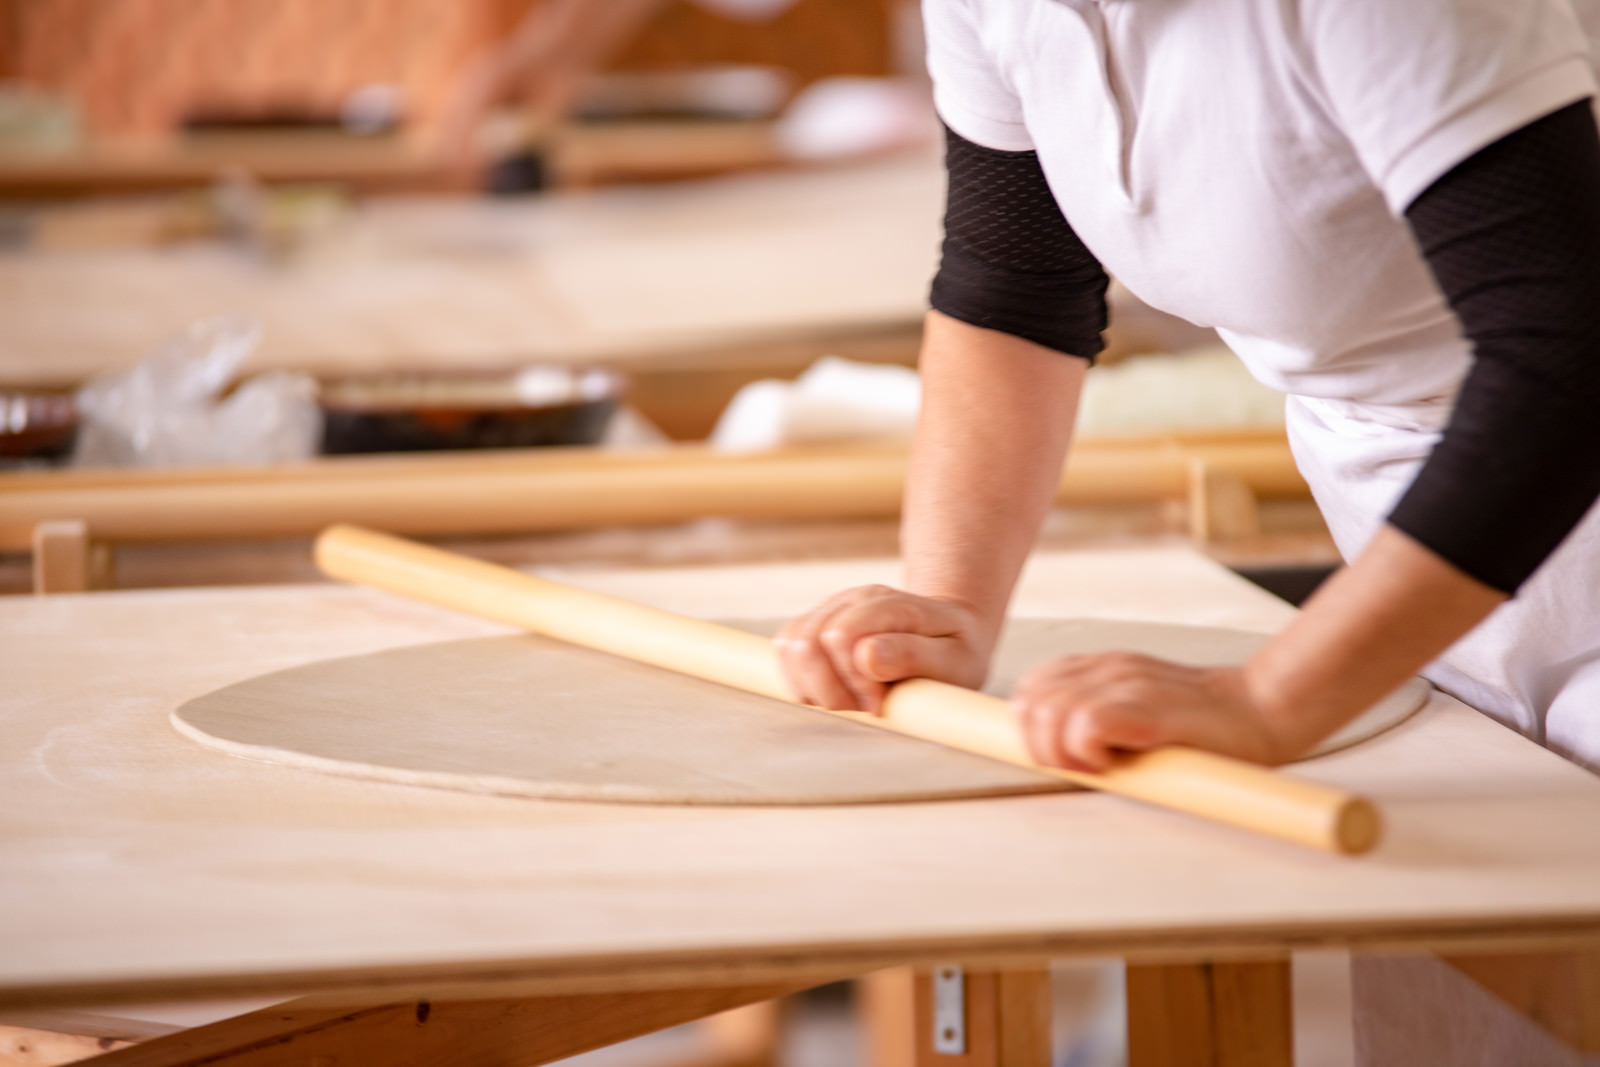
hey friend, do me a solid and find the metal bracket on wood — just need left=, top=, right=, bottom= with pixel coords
left=932, top=963, right=966, bottom=1055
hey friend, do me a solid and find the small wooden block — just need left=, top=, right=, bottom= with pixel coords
left=31, top=520, right=91, bottom=595
left=1188, top=461, right=1262, bottom=543
left=1126, top=959, right=1292, bottom=1067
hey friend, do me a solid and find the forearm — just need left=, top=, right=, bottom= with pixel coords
left=498, top=0, right=668, bottom=100
left=1236, top=100, right=1600, bottom=752
left=1243, top=525, right=1506, bottom=758
left=1213, top=105, right=1600, bottom=760
left=902, top=311, right=1086, bottom=639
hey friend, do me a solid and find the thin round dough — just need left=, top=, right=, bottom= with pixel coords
left=173, top=618, right=1428, bottom=805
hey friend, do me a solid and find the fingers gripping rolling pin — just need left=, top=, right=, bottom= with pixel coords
left=315, top=525, right=1380, bottom=855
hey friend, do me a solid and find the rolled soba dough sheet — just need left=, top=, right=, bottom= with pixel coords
left=173, top=618, right=1428, bottom=805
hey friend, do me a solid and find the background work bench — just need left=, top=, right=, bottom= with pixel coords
left=4, top=545, right=1600, bottom=1065
left=0, top=156, right=941, bottom=441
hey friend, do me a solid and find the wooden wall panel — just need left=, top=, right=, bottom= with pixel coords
left=4, top=0, right=895, bottom=137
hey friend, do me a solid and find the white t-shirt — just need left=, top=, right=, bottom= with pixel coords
left=924, top=0, right=1597, bottom=405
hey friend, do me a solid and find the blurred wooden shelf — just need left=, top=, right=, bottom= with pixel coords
left=0, top=118, right=800, bottom=199
left=0, top=134, right=447, bottom=198
left=0, top=430, right=1333, bottom=595
left=0, top=153, right=943, bottom=451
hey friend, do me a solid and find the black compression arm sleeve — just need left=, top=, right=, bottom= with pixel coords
left=1395, top=99, right=1600, bottom=593
left=929, top=125, right=1109, bottom=360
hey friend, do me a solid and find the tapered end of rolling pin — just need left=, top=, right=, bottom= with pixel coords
left=1094, top=746, right=1382, bottom=855
left=314, top=523, right=354, bottom=572
left=316, top=524, right=393, bottom=586
left=881, top=681, right=1382, bottom=855
left=1332, top=796, right=1382, bottom=856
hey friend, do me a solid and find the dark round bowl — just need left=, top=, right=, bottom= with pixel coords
left=0, top=391, right=80, bottom=461
left=317, top=369, right=624, bottom=455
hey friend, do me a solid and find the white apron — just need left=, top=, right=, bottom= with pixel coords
left=920, top=0, right=1600, bottom=774
left=1286, top=392, right=1600, bottom=774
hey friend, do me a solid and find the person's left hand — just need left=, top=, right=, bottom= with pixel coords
left=1010, top=652, right=1295, bottom=772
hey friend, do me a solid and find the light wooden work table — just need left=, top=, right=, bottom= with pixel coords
left=4, top=546, right=1600, bottom=1065
left=0, top=155, right=942, bottom=439
left=1, top=154, right=953, bottom=449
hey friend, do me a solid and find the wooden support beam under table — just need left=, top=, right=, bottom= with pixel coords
left=72, top=980, right=816, bottom=1067
left=1125, top=959, right=1292, bottom=1067
left=0, top=435, right=1308, bottom=555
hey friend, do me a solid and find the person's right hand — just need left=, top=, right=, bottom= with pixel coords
left=433, top=48, right=566, bottom=175
left=774, top=586, right=996, bottom=715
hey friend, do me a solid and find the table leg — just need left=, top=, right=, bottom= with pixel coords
left=1442, top=949, right=1600, bottom=1054
left=1352, top=949, right=1600, bottom=1065
left=699, top=998, right=783, bottom=1067
left=860, top=964, right=1052, bottom=1067
left=860, top=969, right=919, bottom=1067
left=1125, top=958, right=1292, bottom=1067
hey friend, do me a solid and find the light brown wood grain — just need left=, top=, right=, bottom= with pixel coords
left=0, top=1011, right=180, bottom=1066
left=1126, top=959, right=1292, bottom=1067
left=0, top=1025, right=146, bottom=1066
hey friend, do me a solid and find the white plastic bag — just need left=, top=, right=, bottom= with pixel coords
left=710, top=356, right=922, bottom=452
left=73, top=317, right=321, bottom=468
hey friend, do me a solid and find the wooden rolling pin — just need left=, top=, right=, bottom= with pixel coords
left=314, top=524, right=1380, bottom=855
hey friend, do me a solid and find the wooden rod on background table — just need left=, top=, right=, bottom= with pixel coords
left=0, top=439, right=1306, bottom=550
left=313, top=524, right=1379, bottom=855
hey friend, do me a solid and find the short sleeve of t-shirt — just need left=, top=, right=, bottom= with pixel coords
left=1296, top=0, right=1597, bottom=213
left=923, top=0, right=1035, bottom=152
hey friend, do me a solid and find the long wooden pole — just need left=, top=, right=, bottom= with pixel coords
left=0, top=438, right=1306, bottom=550
left=313, top=524, right=1379, bottom=855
